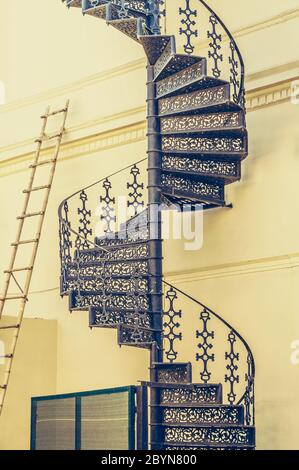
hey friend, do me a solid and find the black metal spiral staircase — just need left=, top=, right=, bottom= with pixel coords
left=60, top=0, right=255, bottom=450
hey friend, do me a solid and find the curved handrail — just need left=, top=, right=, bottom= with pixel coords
left=58, top=157, right=147, bottom=253
left=162, top=279, right=255, bottom=420
left=197, top=0, right=245, bottom=106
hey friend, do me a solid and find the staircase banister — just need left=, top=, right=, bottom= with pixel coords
left=162, top=279, right=255, bottom=378
left=197, top=0, right=245, bottom=105
left=58, top=157, right=147, bottom=253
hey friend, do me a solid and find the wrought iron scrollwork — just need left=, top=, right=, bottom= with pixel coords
left=207, top=14, right=223, bottom=78
left=225, top=331, right=240, bottom=404
left=170, top=0, right=245, bottom=107
left=162, top=281, right=255, bottom=426
left=100, top=178, right=116, bottom=235
left=146, top=0, right=165, bottom=35
left=60, top=201, right=72, bottom=266
left=76, top=190, right=92, bottom=250
left=229, top=40, right=240, bottom=104
left=196, top=309, right=215, bottom=383
left=179, top=0, right=198, bottom=54
left=127, top=164, right=144, bottom=217
left=163, top=286, right=182, bottom=363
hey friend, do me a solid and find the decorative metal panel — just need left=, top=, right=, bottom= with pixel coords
left=163, top=406, right=242, bottom=425
left=161, top=136, right=244, bottom=153
left=160, top=386, right=220, bottom=405
left=161, top=173, right=224, bottom=201
left=162, top=155, right=239, bottom=179
left=160, top=112, right=243, bottom=133
left=159, top=85, right=229, bottom=116
left=156, top=61, right=205, bottom=98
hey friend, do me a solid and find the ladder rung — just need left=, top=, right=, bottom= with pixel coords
left=34, top=133, right=62, bottom=144
left=48, top=132, right=63, bottom=140
left=0, top=295, right=27, bottom=301
left=41, top=108, right=67, bottom=118
left=0, top=355, right=13, bottom=359
left=0, top=325, right=20, bottom=330
left=11, top=239, right=38, bottom=246
left=4, top=267, right=33, bottom=274
left=0, top=386, right=7, bottom=390
left=23, top=185, right=51, bottom=193
left=17, top=212, right=44, bottom=220
left=29, top=159, right=56, bottom=168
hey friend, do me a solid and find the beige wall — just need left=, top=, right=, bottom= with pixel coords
left=0, top=318, right=57, bottom=450
left=0, top=0, right=299, bottom=450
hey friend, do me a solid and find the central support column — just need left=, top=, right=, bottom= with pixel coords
left=147, top=63, right=163, bottom=361
left=147, top=63, right=164, bottom=449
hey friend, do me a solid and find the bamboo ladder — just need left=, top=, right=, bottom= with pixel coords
left=0, top=100, right=69, bottom=415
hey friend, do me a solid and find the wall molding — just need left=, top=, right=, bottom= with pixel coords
left=246, top=76, right=297, bottom=111
left=0, top=6, right=298, bottom=116
left=165, top=251, right=299, bottom=285
left=0, top=121, right=146, bottom=177
left=0, top=74, right=296, bottom=177
left=0, top=59, right=145, bottom=114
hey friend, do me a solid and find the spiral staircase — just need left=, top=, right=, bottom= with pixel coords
left=60, top=0, right=255, bottom=450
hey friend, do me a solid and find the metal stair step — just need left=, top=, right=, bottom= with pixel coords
left=162, top=155, right=241, bottom=184
left=83, top=3, right=107, bottom=20
left=95, top=210, right=149, bottom=246
left=153, top=404, right=245, bottom=426
left=89, top=305, right=152, bottom=329
left=156, top=63, right=234, bottom=100
left=75, top=240, right=149, bottom=262
left=159, top=84, right=240, bottom=117
left=139, top=35, right=176, bottom=66
left=157, top=442, right=255, bottom=450
left=61, top=273, right=149, bottom=296
left=161, top=172, right=225, bottom=206
left=66, top=0, right=82, bottom=8
left=157, top=424, right=255, bottom=447
left=160, top=111, right=245, bottom=135
left=118, top=324, right=157, bottom=349
left=151, top=362, right=192, bottom=384
left=94, top=238, right=148, bottom=252
left=161, top=134, right=247, bottom=157
left=108, top=15, right=146, bottom=42
left=154, top=54, right=205, bottom=82
left=64, top=258, right=149, bottom=277
left=148, top=383, right=223, bottom=405
left=69, top=289, right=150, bottom=311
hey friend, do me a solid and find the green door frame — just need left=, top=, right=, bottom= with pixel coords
left=31, top=386, right=136, bottom=450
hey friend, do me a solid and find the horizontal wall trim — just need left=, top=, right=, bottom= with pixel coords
left=0, top=121, right=146, bottom=177
left=0, top=75, right=296, bottom=177
left=0, top=7, right=298, bottom=116
left=0, top=59, right=145, bottom=114
left=165, top=251, right=299, bottom=284
left=7, top=250, right=299, bottom=298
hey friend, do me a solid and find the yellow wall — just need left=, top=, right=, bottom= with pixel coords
left=0, top=318, right=57, bottom=450
left=0, top=0, right=299, bottom=450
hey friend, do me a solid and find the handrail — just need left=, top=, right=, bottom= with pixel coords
left=58, top=157, right=147, bottom=253
left=197, top=0, right=245, bottom=105
left=162, top=279, right=255, bottom=420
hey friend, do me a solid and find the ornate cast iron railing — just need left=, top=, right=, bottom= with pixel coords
left=161, top=0, right=245, bottom=107
left=162, top=281, right=255, bottom=426
left=58, top=158, right=148, bottom=294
